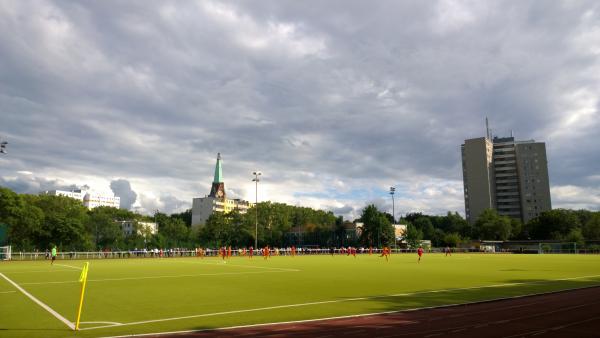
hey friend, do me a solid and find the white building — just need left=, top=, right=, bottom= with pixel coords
left=118, top=221, right=158, bottom=236
left=43, top=187, right=120, bottom=210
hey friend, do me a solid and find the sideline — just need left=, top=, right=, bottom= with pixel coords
left=0, top=272, right=75, bottom=330
left=83, top=274, right=600, bottom=331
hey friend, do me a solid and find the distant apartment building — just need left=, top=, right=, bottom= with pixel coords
left=191, top=153, right=251, bottom=227
left=42, top=187, right=120, bottom=210
left=461, top=127, right=551, bottom=225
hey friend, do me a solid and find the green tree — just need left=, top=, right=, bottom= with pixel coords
left=583, top=213, right=600, bottom=240
left=359, top=205, right=395, bottom=247
left=25, top=194, right=92, bottom=250
left=442, top=232, right=462, bottom=247
left=88, top=207, right=126, bottom=249
left=475, top=209, right=512, bottom=241
left=404, top=224, right=423, bottom=248
left=525, top=209, right=581, bottom=240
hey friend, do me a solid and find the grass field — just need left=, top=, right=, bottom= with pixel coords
left=1, top=253, right=600, bottom=338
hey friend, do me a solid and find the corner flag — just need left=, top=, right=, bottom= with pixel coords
left=75, top=262, right=89, bottom=330
left=79, top=262, right=89, bottom=282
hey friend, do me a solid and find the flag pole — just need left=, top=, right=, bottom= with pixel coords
left=75, top=262, right=89, bottom=330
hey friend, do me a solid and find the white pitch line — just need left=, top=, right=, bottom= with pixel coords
left=54, top=263, right=83, bottom=270
left=0, top=290, right=16, bottom=294
left=1, top=269, right=76, bottom=274
left=19, top=270, right=297, bottom=285
left=165, top=259, right=301, bottom=272
left=80, top=321, right=123, bottom=325
left=0, top=272, right=75, bottom=330
left=83, top=274, right=600, bottom=332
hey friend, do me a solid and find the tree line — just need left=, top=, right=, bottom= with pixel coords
left=2, top=186, right=599, bottom=251
left=402, top=208, right=600, bottom=248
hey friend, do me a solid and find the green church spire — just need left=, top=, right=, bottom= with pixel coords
left=213, top=153, right=223, bottom=183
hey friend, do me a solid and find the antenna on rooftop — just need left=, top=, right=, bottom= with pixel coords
left=485, top=117, right=490, bottom=140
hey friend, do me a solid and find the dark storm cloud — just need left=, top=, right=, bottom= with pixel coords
left=110, top=179, right=137, bottom=209
left=0, top=1, right=598, bottom=216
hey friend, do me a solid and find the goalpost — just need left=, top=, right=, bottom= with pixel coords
left=0, top=246, right=11, bottom=260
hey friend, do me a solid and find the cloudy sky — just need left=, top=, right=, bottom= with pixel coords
left=1, top=1, right=599, bottom=220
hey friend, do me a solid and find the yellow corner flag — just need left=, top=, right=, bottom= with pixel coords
left=75, top=262, right=89, bottom=330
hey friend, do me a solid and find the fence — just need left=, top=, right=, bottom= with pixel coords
left=3, top=246, right=599, bottom=261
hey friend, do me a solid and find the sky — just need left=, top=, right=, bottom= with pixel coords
left=1, top=1, right=599, bottom=220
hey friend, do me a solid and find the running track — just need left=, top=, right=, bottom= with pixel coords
left=148, top=286, right=600, bottom=338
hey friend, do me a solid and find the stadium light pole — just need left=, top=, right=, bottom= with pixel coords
left=390, top=187, right=395, bottom=251
left=252, top=171, right=262, bottom=249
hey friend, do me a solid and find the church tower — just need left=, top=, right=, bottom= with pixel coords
left=208, top=153, right=226, bottom=199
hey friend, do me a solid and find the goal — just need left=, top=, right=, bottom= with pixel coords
left=0, top=246, right=11, bottom=260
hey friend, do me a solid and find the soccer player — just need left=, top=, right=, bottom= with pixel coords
left=380, top=246, right=389, bottom=261
left=417, top=246, right=424, bottom=263
left=227, top=246, right=232, bottom=259
left=445, top=246, right=452, bottom=257
left=50, top=246, right=57, bottom=265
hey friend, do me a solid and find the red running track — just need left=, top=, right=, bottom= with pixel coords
left=148, top=286, right=600, bottom=338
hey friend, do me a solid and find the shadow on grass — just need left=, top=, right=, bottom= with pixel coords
left=179, top=277, right=600, bottom=337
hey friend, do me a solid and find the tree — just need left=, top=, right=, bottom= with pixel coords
left=475, top=209, right=512, bottom=241
left=24, top=194, right=92, bottom=250
left=565, top=227, right=585, bottom=248
left=87, top=207, right=126, bottom=250
left=404, top=224, right=423, bottom=249
left=359, top=205, right=395, bottom=247
left=583, top=213, right=600, bottom=240
left=525, top=209, right=581, bottom=240
left=443, top=232, right=462, bottom=247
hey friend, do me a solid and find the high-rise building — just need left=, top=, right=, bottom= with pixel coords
left=191, top=153, right=251, bottom=228
left=461, top=127, right=551, bottom=225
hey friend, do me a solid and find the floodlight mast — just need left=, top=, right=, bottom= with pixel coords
left=390, top=187, right=396, bottom=250
left=252, top=171, right=262, bottom=249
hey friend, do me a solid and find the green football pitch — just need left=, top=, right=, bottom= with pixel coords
left=1, top=253, right=600, bottom=338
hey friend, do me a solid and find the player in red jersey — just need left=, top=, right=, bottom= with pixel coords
left=417, top=246, right=424, bottom=263
left=369, top=246, right=373, bottom=255
left=380, top=246, right=390, bottom=261
left=249, top=246, right=254, bottom=258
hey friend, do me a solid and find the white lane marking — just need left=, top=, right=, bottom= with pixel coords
left=0, top=290, right=16, bottom=294
left=83, top=275, right=600, bottom=332
left=165, top=259, right=301, bottom=272
left=80, top=321, right=123, bottom=325
left=54, top=263, right=83, bottom=270
left=20, top=270, right=297, bottom=285
left=0, top=272, right=75, bottom=330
